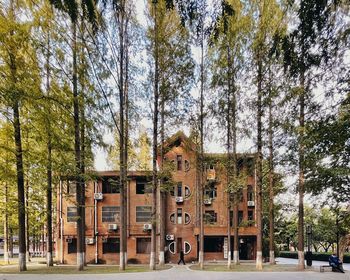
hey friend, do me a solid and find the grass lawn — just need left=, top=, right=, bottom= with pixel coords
left=0, top=264, right=172, bottom=274
left=190, top=263, right=307, bottom=272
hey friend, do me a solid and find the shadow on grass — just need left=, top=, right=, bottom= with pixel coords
left=0, top=264, right=172, bottom=274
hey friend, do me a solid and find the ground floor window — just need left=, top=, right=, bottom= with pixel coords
left=136, top=237, right=151, bottom=254
left=67, top=238, right=77, bottom=254
left=103, top=238, right=120, bottom=254
left=204, top=236, right=224, bottom=252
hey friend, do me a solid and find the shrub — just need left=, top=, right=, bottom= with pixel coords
left=279, top=251, right=350, bottom=263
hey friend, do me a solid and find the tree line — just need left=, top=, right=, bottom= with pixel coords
left=0, top=0, right=349, bottom=272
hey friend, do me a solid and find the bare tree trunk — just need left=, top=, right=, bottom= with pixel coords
left=268, top=86, right=275, bottom=265
left=297, top=71, right=305, bottom=270
left=256, top=48, right=263, bottom=270
left=150, top=1, right=159, bottom=270
left=25, top=180, right=30, bottom=262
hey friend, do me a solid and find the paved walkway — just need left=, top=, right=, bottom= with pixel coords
left=277, top=257, right=350, bottom=270
left=1, top=264, right=350, bottom=280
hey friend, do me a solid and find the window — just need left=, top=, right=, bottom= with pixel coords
left=204, top=185, right=217, bottom=199
left=170, top=185, right=175, bottom=196
left=103, top=238, right=120, bottom=254
left=67, top=238, right=77, bottom=254
left=102, top=206, right=120, bottom=223
left=184, top=241, right=191, bottom=254
left=67, top=181, right=76, bottom=194
left=170, top=213, right=176, bottom=224
left=67, top=207, right=78, bottom=222
left=177, top=182, right=182, bottom=197
left=230, top=210, right=233, bottom=227
left=136, top=179, right=151, bottom=194
left=177, top=155, right=182, bottom=171
left=136, top=238, right=151, bottom=254
left=238, top=211, right=243, bottom=225
left=204, top=211, right=217, bottom=224
left=204, top=237, right=224, bottom=252
left=184, top=160, right=190, bottom=171
left=136, top=206, right=151, bottom=223
left=184, top=186, right=191, bottom=198
left=247, top=185, right=254, bottom=201
left=169, top=241, right=176, bottom=254
left=102, top=176, right=120, bottom=193
left=248, top=210, right=254, bottom=221
left=184, top=213, right=191, bottom=224
left=177, top=208, right=182, bottom=224
left=239, top=189, right=244, bottom=202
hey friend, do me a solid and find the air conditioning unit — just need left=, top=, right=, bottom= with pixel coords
left=108, top=224, right=118, bottom=231
left=85, top=237, right=95, bottom=245
left=66, top=238, right=72, bottom=243
left=143, top=224, right=152, bottom=231
left=175, top=196, right=184, bottom=203
left=247, top=201, right=255, bottom=207
left=102, top=236, right=108, bottom=243
left=94, top=193, right=103, bottom=200
left=166, top=234, right=174, bottom=241
left=204, top=198, right=212, bottom=205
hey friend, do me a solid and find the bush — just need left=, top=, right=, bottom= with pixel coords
left=279, top=251, right=350, bottom=263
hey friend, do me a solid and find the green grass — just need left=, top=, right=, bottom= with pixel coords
left=0, top=264, right=172, bottom=274
left=189, top=264, right=306, bottom=272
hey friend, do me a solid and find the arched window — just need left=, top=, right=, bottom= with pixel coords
left=184, top=160, right=190, bottom=171
left=184, top=213, right=191, bottom=225
left=184, top=241, right=191, bottom=254
left=169, top=242, right=176, bottom=254
left=184, top=186, right=191, bottom=198
left=170, top=213, right=176, bottom=224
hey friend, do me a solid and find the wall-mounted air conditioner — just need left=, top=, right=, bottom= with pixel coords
left=175, top=196, right=184, bottom=203
left=247, top=201, right=255, bottom=207
left=108, top=224, right=118, bottom=231
left=94, top=193, right=103, bottom=200
left=143, top=224, right=152, bottom=231
left=166, top=234, right=174, bottom=241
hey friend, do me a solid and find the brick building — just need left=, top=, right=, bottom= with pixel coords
left=56, top=131, right=257, bottom=264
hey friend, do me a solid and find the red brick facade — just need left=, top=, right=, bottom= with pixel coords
left=56, top=132, right=257, bottom=264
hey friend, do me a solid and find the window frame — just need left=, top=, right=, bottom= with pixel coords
left=67, top=206, right=78, bottom=223
left=102, top=206, right=120, bottom=223
left=136, top=206, right=152, bottom=223
left=102, top=238, right=120, bottom=254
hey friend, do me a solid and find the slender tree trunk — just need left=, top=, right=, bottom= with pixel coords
left=4, top=183, right=9, bottom=264
left=45, top=28, right=53, bottom=267
left=150, top=1, right=159, bottom=270
left=198, top=16, right=205, bottom=270
left=9, top=2, right=26, bottom=269
left=118, top=1, right=126, bottom=270
left=297, top=71, right=305, bottom=270
left=72, top=20, right=83, bottom=271
left=256, top=48, right=263, bottom=270
left=9, top=228, right=13, bottom=258
left=268, top=86, right=275, bottom=265
left=25, top=179, right=30, bottom=262
left=159, top=94, right=165, bottom=265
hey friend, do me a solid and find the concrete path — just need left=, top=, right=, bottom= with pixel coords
left=1, top=264, right=350, bottom=280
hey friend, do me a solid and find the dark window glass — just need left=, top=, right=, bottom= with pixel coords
left=136, top=179, right=151, bottom=194
left=248, top=210, right=254, bottom=221
left=67, top=238, right=77, bottom=254
left=67, top=207, right=77, bottom=222
left=136, top=238, right=151, bottom=254
left=184, top=160, right=190, bottom=171
left=204, top=185, right=217, bottom=199
left=170, top=186, right=175, bottom=196
left=103, top=238, right=120, bottom=254
left=102, top=206, right=120, bottom=223
left=230, top=211, right=233, bottom=227
left=177, top=182, right=182, bottom=197
left=238, top=211, right=244, bottom=225
left=204, top=237, right=224, bottom=252
left=185, top=186, right=191, bottom=198
left=247, top=185, right=254, bottom=201
left=102, top=177, right=120, bottom=194
left=239, top=189, right=244, bottom=202
left=184, top=213, right=191, bottom=224
left=204, top=211, right=217, bottom=224
left=177, top=155, right=182, bottom=171
left=136, top=206, right=151, bottom=223
left=177, top=208, right=182, bottom=224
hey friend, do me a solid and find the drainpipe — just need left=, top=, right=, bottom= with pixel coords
left=94, top=181, right=98, bottom=264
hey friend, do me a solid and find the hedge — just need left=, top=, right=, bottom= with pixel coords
left=279, top=251, right=350, bottom=263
